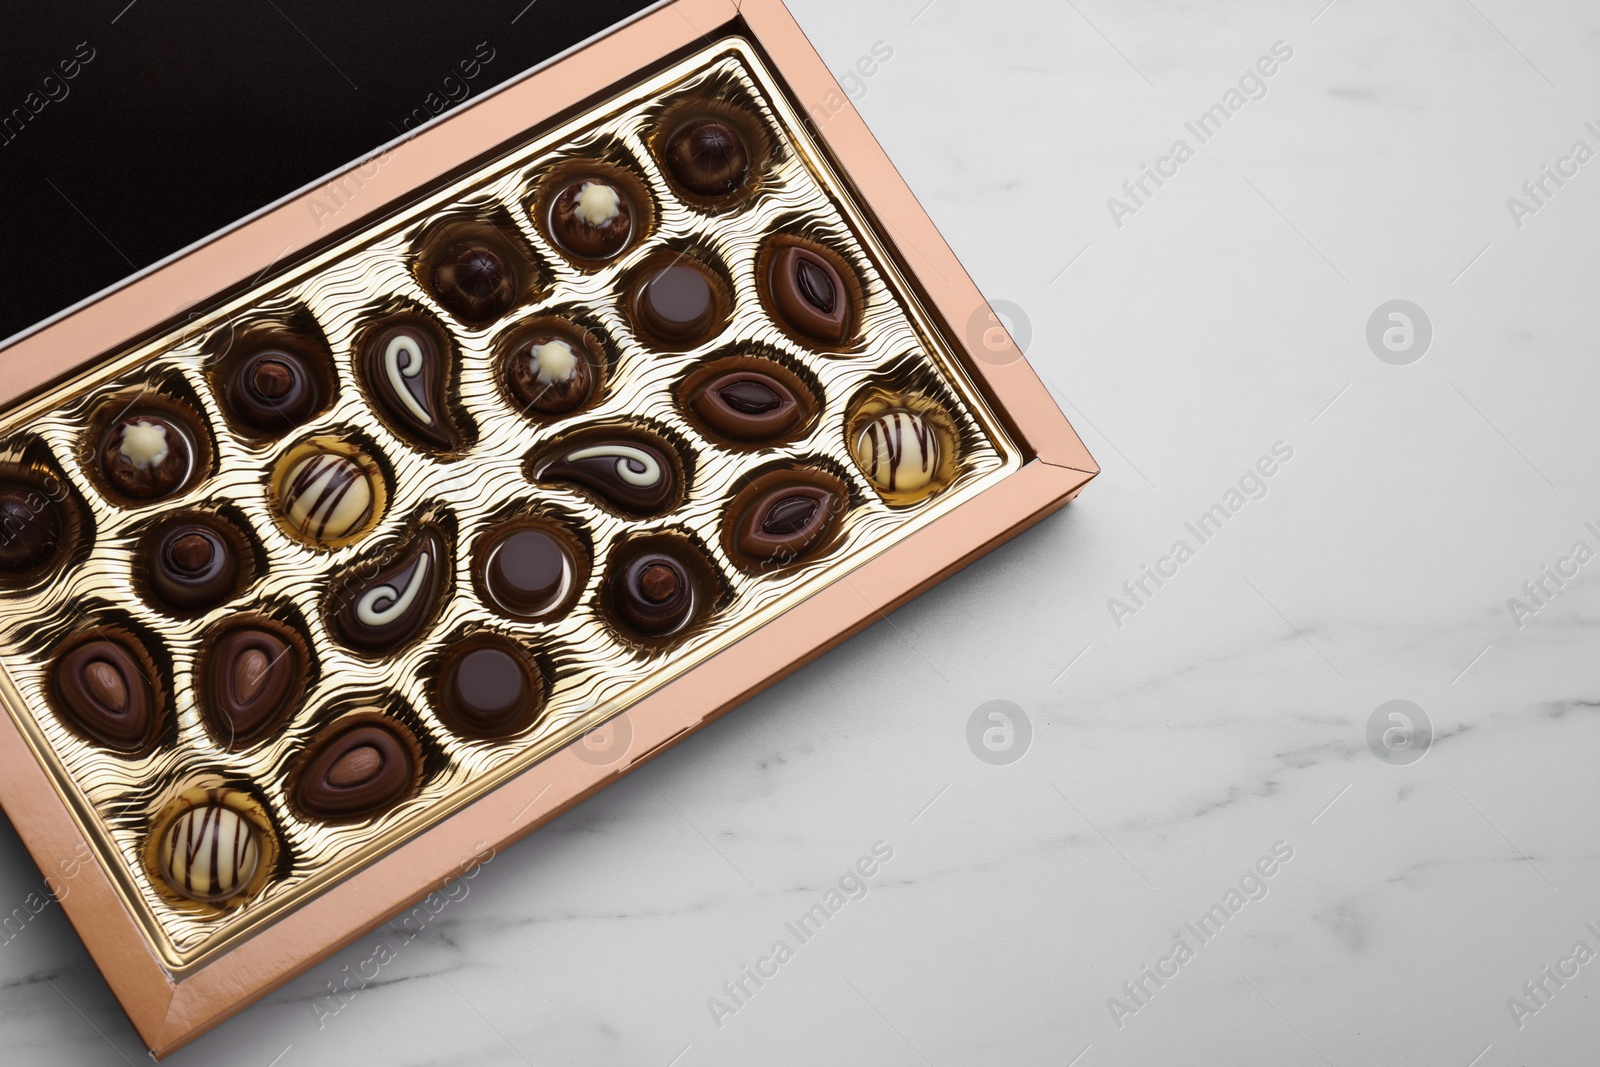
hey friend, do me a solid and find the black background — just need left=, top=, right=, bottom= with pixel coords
left=0, top=0, right=657, bottom=343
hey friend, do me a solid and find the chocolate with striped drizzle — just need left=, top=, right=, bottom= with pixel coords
left=160, top=795, right=260, bottom=903
left=281, top=451, right=375, bottom=542
left=854, top=410, right=939, bottom=494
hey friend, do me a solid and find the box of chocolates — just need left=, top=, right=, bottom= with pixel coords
left=0, top=0, right=1095, bottom=1054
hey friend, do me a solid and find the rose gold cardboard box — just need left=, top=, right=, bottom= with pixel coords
left=0, top=0, right=1095, bottom=1055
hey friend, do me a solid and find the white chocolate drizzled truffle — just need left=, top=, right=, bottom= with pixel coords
left=161, top=802, right=260, bottom=902
left=282, top=452, right=374, bottom=541
left=853, top=410, right=939, bottom=493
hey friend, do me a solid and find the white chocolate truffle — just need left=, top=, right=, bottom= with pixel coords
left=853, top=410, right=940, bottom=494
left=161, top=803, right=260, bottom=903
left=282, top=452, right=374, bottom=541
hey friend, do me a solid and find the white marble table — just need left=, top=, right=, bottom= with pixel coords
left=4, top=0, right=1598, bottom=1063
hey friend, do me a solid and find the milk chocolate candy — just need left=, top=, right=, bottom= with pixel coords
left=506, top=335, right=595, bottom=417
left=549, top=178, right=634, bottom=260
left=361, top=323, right=456, bottom=450
left=631, top=262, right=719, bottom=344
left=614, top=551, right=695, bottom=637
left=294, top=720, right=418, bottom=820
left=332, top=527, right=447, bottom=653
left=52, top=637, right=160, bottom=752
left=688, top=369, right=803, bottom=442
left=99, top=412, right=197, bottom=501
left=770, top=246, right=850, bottom=344
left=730, top=479, right=842, bottom=566
left=435, top=637, right=543, bottom=739
left=204, top=627, right=300, bottom=747
left=664, top=119, right=749, bottom=197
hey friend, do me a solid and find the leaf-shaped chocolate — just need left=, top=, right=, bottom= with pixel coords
left=205, top=627, right=300, bottom=746
left=294, top=721, right=417, bottom=820
left=52, top=637, right=160, bottom=752
left=688, top=369, right=803, bottom=442
left=770, top=246, right=850, bottom=344
left=730, top=479, right=843, bottom=566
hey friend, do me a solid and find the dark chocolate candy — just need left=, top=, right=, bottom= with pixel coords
left=688, top=370, right=803, bottom=441
left=536, top=437, right=677, bottom=516
left=732, top=481, right=841, bottom=565
left=205, top=628, right=299, bottom=746
left=506, top=335, right=595, bottom=417
left=549, top=179, right=633, bottom=259
left=430, top=240, right=516, bottom=324
left=0, top=483, right=62, bottom=573
left=230, top=349, right=319, bottom=432
left=770, top=246, right=850, bottom=344
left=614, top=552, right=695, bottom=637
left=52, top=637, right=158, bottom=752
left=149, top=522, right=238, bottom=611
left=632, top=263, right=717, bottom=344
left=99, top=412, right=196, bottom=501
left=362, top=324, right=454, bottom=450
left=333, top=527, right=446, bottom=653
left=294, top=721, right=416, bottom=820
left=436, top=638, right=542, bottom=738
left=664, top=119, right=749, bottom=197
left=482, top=527, right=576, bottom=618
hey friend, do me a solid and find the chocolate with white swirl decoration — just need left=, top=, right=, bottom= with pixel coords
left=281, top=451, right=376, bottom=542
left=852, top=410, right=940, bottom=494
left=160, top=796, right=260, bottom=903
left=332, top=526, right=446, bottom=653
left=361, top=324, right=455, bottom=450
left=535, top=436, right=678, bottom=515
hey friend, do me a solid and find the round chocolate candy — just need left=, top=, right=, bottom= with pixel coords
left=506, top=335, right=595, bottom=417
left=731, top=480, right=842, bottom=566
left=481, top=527, right=577, bottom=619
left=664, top=119, right=749, bottom=197
left=148, top=522, right=238, bottom=612
left=52, top=636, right=159, bottom=752
left=436, top=637, right=542, bottom=739
left=160, top=798, right=261, bottom=902
left=99, top=412, right=196, bottom=501
left=769, top=246, right=851, bottom=345
left=549, top=179, right=633, bottom=259
left=631, top=262, right=718, bottom=344
left=430, top=240, right=516, bottom=324
left=294, top=720, right=417, bottom=820
left=614, top=551, right=695, bottom=637
left=332, top=526, right=446, bottom=653
left=687, top=369, right=804, bottom=442
left=853, top=410, right=940, bottom=494
left=361, top=323, right=455, bottom=450
left=281, top=450, right=375, bottom=543
left=535, top=436, right=678, bottom=516
left=204, top=627, right=300, bottom=747
left=230, top=349, right=320, bottom=432
left=0, top=482, right=62, bottom=573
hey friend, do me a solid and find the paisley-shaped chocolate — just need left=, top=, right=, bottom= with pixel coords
left=430, top=240, right=516, bottom=324
left=435, top=637, right=543, bottom=739
left=770, top=246, right=850, bottom=344
left=361, top=324, right=454, bottom=450
left=294, top=720, right=417, bottom=820
left=332, top=527, right=447, bottom=653
left=731, top=480, right=842, bottom=565
left=205, top=627, right=300, bottom=746
left=535, top=437, right=678, bottom=516
left=614, top=551, right=696, bottom=637
left=229, top=348, right=320, bottom=432
left=160, top=798, right=260, bottom=902
left=148, top=521, right=239, bottom=611
left=688, top=370, right=803, bottom=442
left=52, top=637, right=160, bottom=752
left=853, top=410, right=941, bottom=494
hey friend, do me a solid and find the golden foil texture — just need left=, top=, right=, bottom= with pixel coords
left=0, top=39, right=1019, bottom=971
